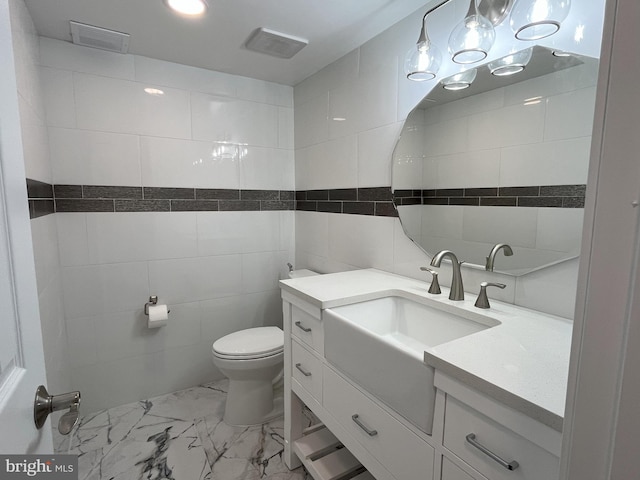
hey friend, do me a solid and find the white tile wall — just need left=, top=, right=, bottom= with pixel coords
left=39, top=67, right=76, bottom=128
left=40, top=37, right=135, bottom=80
left=36, top=38, right=295, bottom=413
left=50, top=128, right=141, bottom=186
left=74, top=73, right=192, bottom=138
left=191, top=93, right=279, bottom=146
left=500, top=137, right=591, bottom=187
left=358, top=122, right=401, bottom=188
left=86, top=212, right=198, bottom=264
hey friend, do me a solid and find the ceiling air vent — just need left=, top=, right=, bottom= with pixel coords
left=244, top=28, right=308, bottom=59
left=70, top=21, right=130, bottom=54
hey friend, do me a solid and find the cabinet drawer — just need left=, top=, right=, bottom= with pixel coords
left=443, top=396, right=559, bottom=480
left=323, top=366, right=434, bottom=480
left=441, top=457, right=476, bottom=480
left=291, top=305, right=323, bottom=354
left=292, top=340, right=322, bottom=401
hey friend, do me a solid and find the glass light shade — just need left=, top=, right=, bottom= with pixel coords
left=448, top=7, right=496, bottom=64
left=441, top=69, right=478, bottom=90
left=488, top=48, right=533, bottom=76
left=405, top=41, right=443, bottom=81
left=510, top=0, right=571, bottom=40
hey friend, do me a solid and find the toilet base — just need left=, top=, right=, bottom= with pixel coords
left=223, top=380, right=284, bottom=426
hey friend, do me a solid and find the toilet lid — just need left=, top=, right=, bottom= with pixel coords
left=212, top=327, right=283, bottom=358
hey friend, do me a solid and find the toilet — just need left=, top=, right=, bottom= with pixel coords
left=212, top=326, right=284, bottom=426
left=212, top=267, right=319, bottom=426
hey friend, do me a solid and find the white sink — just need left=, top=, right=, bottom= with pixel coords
left=324, top=295, right=499, bottom=433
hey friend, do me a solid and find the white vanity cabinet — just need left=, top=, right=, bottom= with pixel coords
left=283, top=290, right=435, bottom=480
left=280, top=275, right=565, bottom=480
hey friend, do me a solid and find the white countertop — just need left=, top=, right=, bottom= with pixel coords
left=280, top=268, right=572, bottom=431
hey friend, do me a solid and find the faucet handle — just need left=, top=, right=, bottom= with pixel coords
left=474, top=281, right=506, bottom=309
left=420, top=267, right=441, bottom=294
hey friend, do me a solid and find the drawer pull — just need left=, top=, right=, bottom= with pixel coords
left=295, top=321, right=312, bottom=333
left=466, top=433, right=519, bottom=471
left=352, top=414, right=378, bottom=437
left=295, top=363, right=312, bottom=377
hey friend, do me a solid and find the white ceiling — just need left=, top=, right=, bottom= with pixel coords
left=23, top=0, right=430, bottom=86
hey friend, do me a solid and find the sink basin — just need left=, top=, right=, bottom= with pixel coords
left=324, top=295, right=499, bottom=433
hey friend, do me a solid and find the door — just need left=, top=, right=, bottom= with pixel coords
left=0, top=0, right=52, bottom=454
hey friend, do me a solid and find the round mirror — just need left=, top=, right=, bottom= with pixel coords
left=392, top=46, right=599, bottom=275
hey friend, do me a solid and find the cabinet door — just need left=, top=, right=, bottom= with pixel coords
left=441, top=457, right=477, bottom=480
left=443, top=396, right=559, bottom=480
left=323, top=366, right=434, bottom=480
left=291, top=305, right=323, bottom=353
left=291, top=339, right=322, bottom=401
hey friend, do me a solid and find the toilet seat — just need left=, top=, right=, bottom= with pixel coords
left=212, top=326, right=284, bottom=360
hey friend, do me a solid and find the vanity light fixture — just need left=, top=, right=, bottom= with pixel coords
left=441, top=68, right=478, bottom=90
left=488, top=47, right=533, bottom=76
left=404, top=0, right=453, bottom=81
left=165, top=0, right=208, bottom=16
left=510, top=0, right=571, bottom=40
left=448, top=0, right=496, bottom=64
left=405, top=0, right=571, bottom=82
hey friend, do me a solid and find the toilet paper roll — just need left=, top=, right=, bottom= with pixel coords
left=147, top=304, right=168, bottom=328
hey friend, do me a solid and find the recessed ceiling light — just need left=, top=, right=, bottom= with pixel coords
left=165, top=0, right=208, bottom=16
left=144, top=87, right=165, bottom=96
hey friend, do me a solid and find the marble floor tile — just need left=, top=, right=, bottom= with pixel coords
left=55, top=380, right=308, bottom=480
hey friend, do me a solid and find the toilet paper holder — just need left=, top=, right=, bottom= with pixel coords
left=144, top=295, right=170, bottom=315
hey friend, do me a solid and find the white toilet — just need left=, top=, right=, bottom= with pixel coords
left=212, top=267, right=319, bottom=426
left=212, top=326, right=284, bottom=426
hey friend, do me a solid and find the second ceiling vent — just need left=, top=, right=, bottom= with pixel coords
left=244, top=28, right=308, bottom=59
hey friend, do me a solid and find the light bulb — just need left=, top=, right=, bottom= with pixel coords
left=448, top=0, right=496, bottom=64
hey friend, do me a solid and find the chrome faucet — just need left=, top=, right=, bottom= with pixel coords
left=430, top=250, right=464, bottom=301
left=485, top=243, right=514, bottom=272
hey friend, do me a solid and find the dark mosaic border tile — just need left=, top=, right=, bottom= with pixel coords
left=27, top=180, right=585, bottom=218
left=329, top=189, right=357, bottom=201
left=359, top=187, right=393, bottom=201
left=262, top=200, right=295, bottom=211
left=85, top=185, right=142, bottom=199
left=170, top=200, right=219, bottom=212
left=144, top=187, right=194, bottom=200
left=295, top=187, right=398, bottom=217
left=54, top=185, right=83, bottom=198
left=344, top=201, right=375, bottom=216
left=26, top=179, right=53, bottom=199
left=395, top=184, right=586, bottom=209
left=241, top=189, right=280, bottom=201
left=196, top=188, right=239, bottom=200
left=55, top=199, right=115, bottom=213
left=27, top=180, right=299, bottom=215
left=219, top=200, right=261, bottom=211
left=115, top=199, right=170, bottom=212
left=450, top=197, right=480, bottom=206
left=30, top=200, right=55, bottom=218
